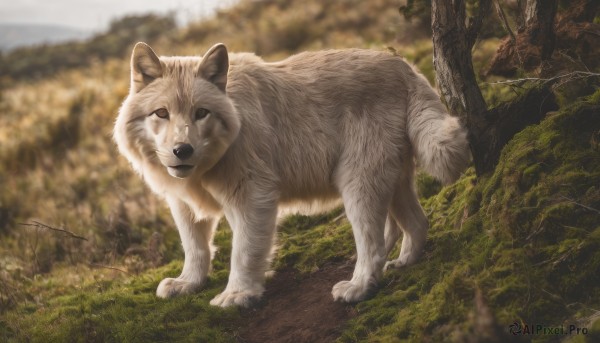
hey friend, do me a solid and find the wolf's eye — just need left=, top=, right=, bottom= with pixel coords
left=195, top=108, right=210, bottom=121
left=152, top=108, right=169, bottom=119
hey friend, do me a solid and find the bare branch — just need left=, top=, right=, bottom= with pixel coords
left=19, top=221, right=88, bottom=241
left=494, top=0, right=516, bottom=43
left=515, top=0, right=526, bottom=31
left=487, top=71, right=600, bottom=86
left=89, top=263, right=131, bottom=275
left=582, top=30, right=600, bottom=38
left=558, top=195, right=600, bottom=215
left=467, top=0, right=492, bottom=49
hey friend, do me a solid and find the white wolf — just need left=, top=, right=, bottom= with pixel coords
left=114, top=42, right=470, bottom=307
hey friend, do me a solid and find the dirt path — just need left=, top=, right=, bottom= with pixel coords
left=236, top=263, right=357, bottom=343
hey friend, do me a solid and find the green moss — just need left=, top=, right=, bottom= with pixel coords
left=275, top=208, right=355, bottom=272
left=416, top=172, right=442, bottom=200
left=0, top=219, right=239, bottom=342
left=339, top=93, right=600, bottom=341
left=1, top=260, right=239, bottom=343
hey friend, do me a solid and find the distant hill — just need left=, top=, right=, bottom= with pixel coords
left=0, top=15, right=177, bottom=84
left=0, top=23, right=92, bottom=51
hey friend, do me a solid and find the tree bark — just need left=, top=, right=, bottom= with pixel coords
left=431, top=0, right=490, bottom=175
left=431, top=0, right=558, bottom=176
left=487, top=0, right=558, bottom=76
left=524, top=0, right=558, bottom=60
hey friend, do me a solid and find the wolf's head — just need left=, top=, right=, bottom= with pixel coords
left=114, top=43, right=240, bottom=179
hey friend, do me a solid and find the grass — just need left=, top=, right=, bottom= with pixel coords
left=1, top=223, right=236, bottom=342
left=1, top=264, right=238, bottom=342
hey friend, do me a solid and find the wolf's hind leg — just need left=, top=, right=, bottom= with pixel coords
left=332, top=177, right=390, bottom=303
left=384, top=214, right=401, bottom=256
left=157, top=198, right=216, bottom=298
left=384, top=173, right=428, bottom=271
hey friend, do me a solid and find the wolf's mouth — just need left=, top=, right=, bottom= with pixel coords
left=169, top=165, right=194, bottom=171
left=166, top=164, right=195, bottom=179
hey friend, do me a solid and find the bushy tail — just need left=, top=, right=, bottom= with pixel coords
left=406, top=75, right=471, bottom=185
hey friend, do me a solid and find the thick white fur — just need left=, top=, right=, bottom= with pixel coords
left=114, top=42, right=470, bottom=307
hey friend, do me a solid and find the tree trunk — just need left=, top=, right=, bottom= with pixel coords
left=487, top=0, right=558, bottom=76
left=431, top=0, right=490, bottom=175
left=431, top=0, right=558, bottom=176
left=524, top=0, right=558, bottom=60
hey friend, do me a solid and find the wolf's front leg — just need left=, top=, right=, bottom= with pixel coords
left=210, top=201, right=277, bottom=307
left=156, top=197, right=216, bottom=298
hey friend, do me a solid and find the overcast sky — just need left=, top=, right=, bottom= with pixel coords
left=0, top=0, right=237, bottom=32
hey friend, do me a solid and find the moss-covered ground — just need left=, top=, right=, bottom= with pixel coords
left=0, top=225, right=236, bottom=342
left=341, top=91, right=600, bottom=342
left=2, top=92, right=599, bottom=342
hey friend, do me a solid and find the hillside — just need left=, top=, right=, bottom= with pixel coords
left=1, top=0, right=599, bottom=342
left=0, top=24, right=92, bottom=52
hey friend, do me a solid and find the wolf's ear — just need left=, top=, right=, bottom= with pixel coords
left=197, top=43, right=229, bottom=92
left=131, top=42, right=163, bottom=93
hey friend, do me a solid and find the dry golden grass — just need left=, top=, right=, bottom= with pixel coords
left=0, top=0, right=436, bottom=286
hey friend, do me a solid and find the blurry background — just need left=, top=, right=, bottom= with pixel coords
left=0, top=0, right=235, bottom=50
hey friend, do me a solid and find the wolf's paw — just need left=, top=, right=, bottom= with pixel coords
left=156, top=278, right=202, bottom=298
left=332, top=280, right=370, bottom=303
left=383, top=259, right=407, bottom=271
left=209, top=288, right=263, bottom=308
left=384, top=250, right=422, bottom=271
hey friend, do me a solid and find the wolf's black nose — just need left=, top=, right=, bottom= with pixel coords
left=173, top=143, right=194, bottom=160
